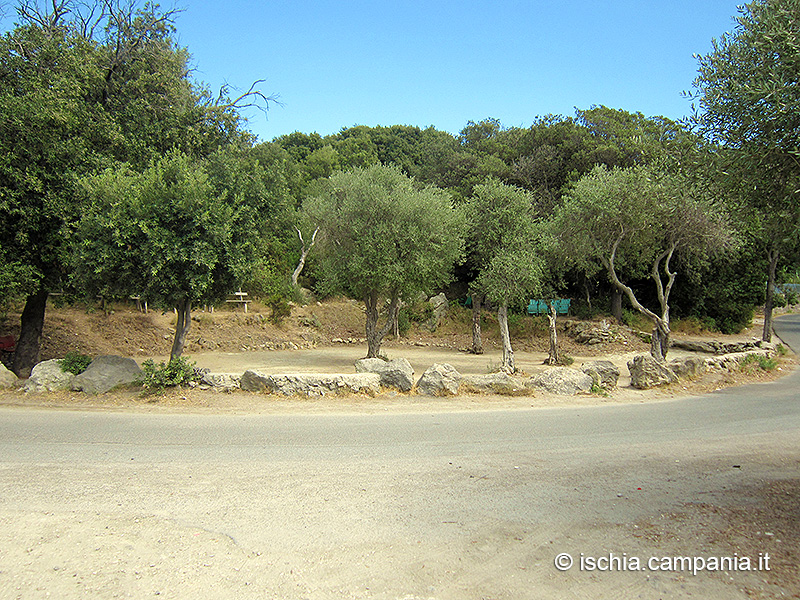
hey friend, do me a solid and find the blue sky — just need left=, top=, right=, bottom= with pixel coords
left=4, top=1, right=742, bottom=141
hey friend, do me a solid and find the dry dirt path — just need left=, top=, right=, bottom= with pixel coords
left=0, top=317, right=797, bottom=599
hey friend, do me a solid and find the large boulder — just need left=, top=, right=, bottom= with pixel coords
left=24, top=359, right=75, bottom=393
left=71, top=355, right=142, bottom=394
left=530, top=367, right=593, bottom=396
left=240, top=371, right=380, bottom=396
left=0, top=363, right=19, bottom=389
left=416, top=363, right=462, bottom=396
left=668, top=356, right=708, bottom=379
left=355, top=357, right=414, bottom=391
left=581, top=360, right=620, bottom=389
left=461, top=372, right=525, bottom=395
left=627, top=355, right=678, bottom=389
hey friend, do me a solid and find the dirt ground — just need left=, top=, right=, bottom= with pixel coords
left=1, top=299, right=798, bottom=599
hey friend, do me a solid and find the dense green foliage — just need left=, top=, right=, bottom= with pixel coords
left=60, top=351, right=92, bottom=375
left=303, top=164, right=464, bottom=357
left=692, top=0, right=800, bottom=340
left=137, top=357, right=200, bottom=392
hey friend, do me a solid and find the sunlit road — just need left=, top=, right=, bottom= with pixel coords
left=0, top=317, right=798, bottom=599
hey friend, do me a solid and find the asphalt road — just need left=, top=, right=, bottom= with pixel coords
left=0, top=316, right=798, bottom=599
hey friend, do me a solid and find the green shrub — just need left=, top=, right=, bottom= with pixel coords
left=266, top=294, right=292, bottom=325
left=60, top=351, right=93, bottom=375
left=406, top=301, right=433, bottom=323
left=137, top=357, right=199, bottom=391
left=397, top=308, right=411, bottom=336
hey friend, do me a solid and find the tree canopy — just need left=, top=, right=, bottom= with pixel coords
left=555, top=165, right=732, bottom=360
left=303, top=164, right=464, bottom=358
left=691, top=0, right=800, bottom=341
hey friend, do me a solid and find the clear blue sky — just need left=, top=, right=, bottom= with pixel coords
left=5, top=0, right=743, bottom=142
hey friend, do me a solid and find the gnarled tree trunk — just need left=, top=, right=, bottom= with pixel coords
left=604, top=234, right=676, bottom=362
left=546, top=302, right=559, bottom=365
left=498, top=302, right=515, bottom=373
left=12, top=289, right=49, bottom=378
left=170, top=297, right=192, bottom=361
left=651, top=319, right=671, bottom=362
left=365, top=292, right=399, bottom=358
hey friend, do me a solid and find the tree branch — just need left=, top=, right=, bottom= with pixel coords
left=291, top=226, right=319, bottom=287
left=214, top=79, right=283, bottom=115
left=604, top=226, right=659, bottom=323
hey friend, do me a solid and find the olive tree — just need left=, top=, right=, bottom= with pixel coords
left=691, top=0, right=800, bottom=342
left=554, top=165, right=731, bottom=361
left=466, top=180, right=544, bottom=372
left=304, top=164, right=464, bottom=358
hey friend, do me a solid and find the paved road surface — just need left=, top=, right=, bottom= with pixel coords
left=0, top=316, right=798, bottom=599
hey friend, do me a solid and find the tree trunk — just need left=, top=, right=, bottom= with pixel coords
left=291, top=226, right=319, bottom=287
left=12, top=289, right=49, bottom=378
left=611, top=288, right=623, bottom=324
left=471, top=294, right=483, bottom=354
left=365, top=292, right=399, bottom=358
left=650, top=318, right=670, bottom=362
left=170, top=298, right=192, bottom=361
left=582, top=276, right=592, bottom=313
left=762, top=249, right=779, bottom=343
left=546, top=302, right=559, bottom=365
left=498, top=302, right=515, bottom=373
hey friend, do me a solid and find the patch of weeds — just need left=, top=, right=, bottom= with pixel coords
left=590, top=383, right=609, bottom=397
left=60, top=351, right=92, bottom=375
left=192, top=314, right=215, bottom=326
left=485, top=360, right=503, bottom=374
left=298, top=313, right=321, bottom=328
left=622, top=309, right=651, bottom=331
left=740, top=354, right=778, bottom=372
left=776, top=344, right=788, bottom=357
left=672, top=316, right=718, bottom=335
left=137, top=356, right=200, bottom=393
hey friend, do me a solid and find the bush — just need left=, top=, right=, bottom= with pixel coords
left=397, top=308, right=411, bottom=336
left=60, top=351, right=92, bottom=375
left=137, top=356, right=199, bottom=391
left=266, top=294, right=292, bottom=325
